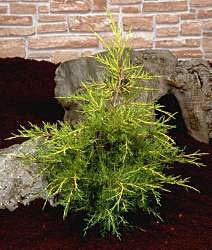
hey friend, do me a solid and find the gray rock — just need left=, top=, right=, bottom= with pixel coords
left=55, top=50, right=212, bottom=144
left=54, top=57, right=104, bottom=124
left=0, top=139, right=54, bottom=211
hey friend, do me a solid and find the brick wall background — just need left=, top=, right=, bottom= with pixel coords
left=0, top=0, right=211, bottom=63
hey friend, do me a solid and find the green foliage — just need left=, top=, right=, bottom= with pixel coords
left=8, top=14, right=204, bottom=238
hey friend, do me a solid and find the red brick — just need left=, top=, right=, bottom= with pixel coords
left=50, top=51, right=81, bottom=64
left=185, top=39, right=201, bottom=47
left=123, top=16, right=153, bottom=31
left=156, top=40, right=183, bottom=48
left=156, top=14, right=179, bottom=24
left=203, top=37, right=212, bottom=52
left=38, top=5, right=49, bottom=13
left=191, top=0, right=212, bottom=8
left=122, top=6, right=140, bottom=13
left=101, top=35, right=115, bottom=47
left=68, top=16, right=113, bottom=32
left=50, top=1, right=90, bottom=13
left=28, top=52, right=51, bottom=61
left=181, top=22, right=201, bottom=36
left=21, top=0, right=48, bottom=1
left=93, top=0, right=106, bottom=11
left=203, top=32, right=212, bottom=37
left=0, top=27, right=35, bottom=36
left=180, top=13, right=196, bottom=20
left=155, top=39, right=201, bottom=48
left=190, top=8, right=196, bottom=13
left=129, top=37, right=153, bottom=49
left=202, top=21, right=212, bottom=31
left=108, top=6, right=120, bottom=13
left=0, top=0, right=18, bottom=2
left=172, top=50, right=203, bottom=58
left=111, top=0, right=141, bottom=4
left=143, top=1, right=187, bottom=13
left=156, top=27, right=179, bottom=37
left=37, top=23, right=68, bottom=34
left=0, top=39, right=25, bottom=58
left=0, top=5, right=7, bottom=13
left=28, top=36, right=98, bottom=49
left=197, top=9, right=212, bottom=19
left=28, top=51, right=82, bottom=63
left=0, top=16, right=32, bottom=26
left=10, top=3, right=36, bottom=14
left=38, top=15, right=66, bottom=23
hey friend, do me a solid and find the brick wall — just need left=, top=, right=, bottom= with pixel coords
left=0, top=0, right=211, bottom=63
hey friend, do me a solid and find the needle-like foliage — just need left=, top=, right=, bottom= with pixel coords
left=8, top=14, right=204, bottom=238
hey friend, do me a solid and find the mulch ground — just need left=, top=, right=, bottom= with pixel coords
left=0, top=57, right=211, bottom=250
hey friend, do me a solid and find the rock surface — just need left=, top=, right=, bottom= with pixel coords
left=0, top=139, right=53, bottom=211
left=55, top=50, right=212, bottom=144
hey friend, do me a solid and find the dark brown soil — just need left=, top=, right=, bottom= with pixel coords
left=0, top=57, right=211, bottom=250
